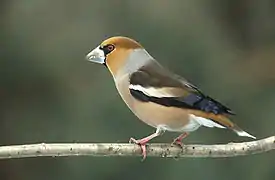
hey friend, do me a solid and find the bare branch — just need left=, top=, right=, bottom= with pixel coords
left=0, top=136, right=274, bottom=159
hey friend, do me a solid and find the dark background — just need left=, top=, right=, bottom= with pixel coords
left=1, top=0, right=275, bottom=180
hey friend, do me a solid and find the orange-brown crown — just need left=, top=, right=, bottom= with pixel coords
left=100, top=36, right=143, bottom=50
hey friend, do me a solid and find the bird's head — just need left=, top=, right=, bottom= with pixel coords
left=86, top=36, right=146, bottom=76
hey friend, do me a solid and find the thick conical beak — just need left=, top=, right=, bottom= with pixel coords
left=86, top=46, right=105, bottom=64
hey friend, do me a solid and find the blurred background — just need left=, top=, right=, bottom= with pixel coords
left=1, top=0, right=275, bottom=180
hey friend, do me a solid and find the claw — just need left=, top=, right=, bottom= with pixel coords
left=129, top=137, right=147, bottom=160
left=140, top=144, right=147, bottom=161
left=129, top=137, right=138, bottom=144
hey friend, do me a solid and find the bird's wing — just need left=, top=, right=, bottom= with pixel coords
left=129, top=61, right=234, bottom=116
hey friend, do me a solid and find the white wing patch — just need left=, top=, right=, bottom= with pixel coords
left=129, top=84, right=175, bottom=97
left=189, top=114, right=226, bottom=129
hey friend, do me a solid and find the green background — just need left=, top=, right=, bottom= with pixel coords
left=1, top=0, right=275, bottom=180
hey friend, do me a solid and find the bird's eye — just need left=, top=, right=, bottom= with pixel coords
left=107, top=44, right=115, bottom=51
left=102, top=44, right=115, bottom=55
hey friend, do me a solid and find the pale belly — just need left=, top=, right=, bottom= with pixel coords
left=131, top=99, right=201, bottom=132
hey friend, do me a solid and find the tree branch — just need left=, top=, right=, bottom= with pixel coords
left=0, top=136, right=274, bottom=159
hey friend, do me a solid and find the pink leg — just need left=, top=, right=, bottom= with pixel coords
left=129, top=128, right=164, bottom=160
left=172, top=132, right=189, bottom=148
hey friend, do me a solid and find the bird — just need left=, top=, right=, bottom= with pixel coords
left=86, top=36, right=256, bottom=159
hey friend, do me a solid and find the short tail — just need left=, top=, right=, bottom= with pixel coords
left=193, top=112, right=256, bottom=139
left=231, top=125, right=256, bottom=139
left=213, top=115, right=256, bottom=139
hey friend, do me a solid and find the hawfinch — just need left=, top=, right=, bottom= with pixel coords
left=86, top=36, right=255, bottom=159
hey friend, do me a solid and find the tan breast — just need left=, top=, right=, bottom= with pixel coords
left=115, top=74, right=191, bottom=131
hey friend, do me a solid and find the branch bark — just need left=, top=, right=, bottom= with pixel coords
left=0, top=136, right=274, bottom=159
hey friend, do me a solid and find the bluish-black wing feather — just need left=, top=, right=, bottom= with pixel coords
left=130, top=88, right=234, bottom=115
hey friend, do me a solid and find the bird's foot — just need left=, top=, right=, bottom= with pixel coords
left=129, top=130, right=162, bottom=160
left=172, top=132, right=189, bottom=149
left=172, top=138, right=184, bottom=149
left=129, top=137, right=148, bottom=160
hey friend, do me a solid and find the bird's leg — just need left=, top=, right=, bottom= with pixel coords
left=129, top=128, right=164, bottom=160
left=172, top=132, right=189, bottom=148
